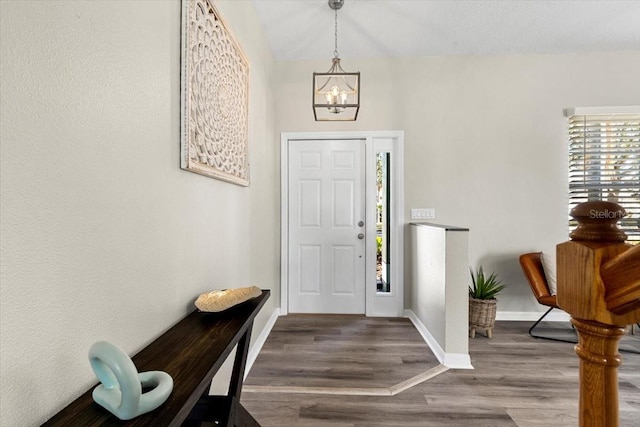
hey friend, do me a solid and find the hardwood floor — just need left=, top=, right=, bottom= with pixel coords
left=242, top=316, right=640, bottom=426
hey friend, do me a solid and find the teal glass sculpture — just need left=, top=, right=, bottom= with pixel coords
left=88, top=341, right=173, bottom=420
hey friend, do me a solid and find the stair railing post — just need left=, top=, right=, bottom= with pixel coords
left=556, top=201, right=640, bottom=427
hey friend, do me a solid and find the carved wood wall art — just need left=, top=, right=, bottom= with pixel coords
left=181, top=0, right=250, bottom=186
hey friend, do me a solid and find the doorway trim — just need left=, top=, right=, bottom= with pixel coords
left=281, top=130, right=404, bottom=317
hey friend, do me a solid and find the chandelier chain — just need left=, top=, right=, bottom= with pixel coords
left=334, top=7, right=339, bottom=59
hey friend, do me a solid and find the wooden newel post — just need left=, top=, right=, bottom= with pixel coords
left=569, top=317, right=624, bottom=426
left=556, top=201, right=640, bottom=427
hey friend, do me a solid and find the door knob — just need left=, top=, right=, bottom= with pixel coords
left=357, top=233, right=364, bottom=239
left=358, top=221, right=365, bottom=227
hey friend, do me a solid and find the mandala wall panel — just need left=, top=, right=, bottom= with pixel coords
left=181, top=0, right=250, bottom=186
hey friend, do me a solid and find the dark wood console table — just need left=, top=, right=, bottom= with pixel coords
left=42, top=290, right=270, bottom=427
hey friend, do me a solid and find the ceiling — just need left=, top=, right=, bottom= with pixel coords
left=250, top=0, right=640, bottom=61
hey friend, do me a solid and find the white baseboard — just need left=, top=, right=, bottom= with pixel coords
left=443, top=353, right=473, bottom=369
left=245, top=307, right=280, bottom=379
left=496, top=310, right=570, bottom=322
left=404, top=309, right=473, bottom=370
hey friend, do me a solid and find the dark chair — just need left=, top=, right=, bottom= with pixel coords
left=519, top=252, right=576, bottom=343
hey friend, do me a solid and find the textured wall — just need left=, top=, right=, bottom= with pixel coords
left=0, top=1, right=277, bottom=425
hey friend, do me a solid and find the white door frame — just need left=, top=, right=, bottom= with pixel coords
left=281, top=130, right=404, bottom=317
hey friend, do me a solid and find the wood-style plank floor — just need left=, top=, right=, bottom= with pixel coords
left=241, top=316, right=640, bottom=426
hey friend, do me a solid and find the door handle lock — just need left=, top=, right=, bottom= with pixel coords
left=358, top=221, right=365, bottom=227
left=357, top=233, right=365, bottom=239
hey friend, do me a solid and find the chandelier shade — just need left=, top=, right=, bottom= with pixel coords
left=312, top=0, right=360, bottom=121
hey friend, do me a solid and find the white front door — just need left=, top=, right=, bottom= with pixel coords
left=287, top=139, right=366, bottom=314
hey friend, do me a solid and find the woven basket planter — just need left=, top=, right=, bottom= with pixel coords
left=469, top=297, right=497, bottom=338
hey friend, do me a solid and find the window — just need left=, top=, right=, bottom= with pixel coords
left=566, top=107, right=640, bottom=242
left=376, top=152, right=391, bottom=293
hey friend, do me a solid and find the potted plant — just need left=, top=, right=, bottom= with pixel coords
left=468, top=266, right=506, bottom=339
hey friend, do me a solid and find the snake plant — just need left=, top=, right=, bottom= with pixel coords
left=469, top=266, right=506, bottom=300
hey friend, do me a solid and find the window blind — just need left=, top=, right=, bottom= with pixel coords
left=567, top=112, right=640, bottom=242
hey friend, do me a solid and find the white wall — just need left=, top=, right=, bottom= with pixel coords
left=273, top=51, right=640, bottom=317
left=409, top=224, right=470, bottom=368
left=215, top=0, right=279, bottom=359
left=0, top=1, right=277, bottom=426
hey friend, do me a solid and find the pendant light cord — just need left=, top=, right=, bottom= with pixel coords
left=334, top=7, right=339, bottom=59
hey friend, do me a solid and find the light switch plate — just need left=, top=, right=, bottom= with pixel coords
left=411, top=208, right=435, bottom=220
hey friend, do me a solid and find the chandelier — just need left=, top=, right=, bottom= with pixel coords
left=312, top=0, right=360, bottom=121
